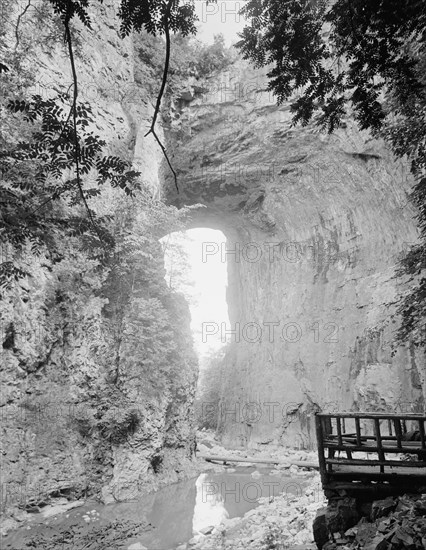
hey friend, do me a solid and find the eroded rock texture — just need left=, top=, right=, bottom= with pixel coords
left=165, top=60, right=425, bottom=449
left=1, top=0, right=197, bottom=519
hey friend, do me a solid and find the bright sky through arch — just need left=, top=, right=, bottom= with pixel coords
left=161, top=228, right=229, bottom=364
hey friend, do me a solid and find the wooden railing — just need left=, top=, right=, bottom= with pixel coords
left=315, top=412, right=426, bottom=494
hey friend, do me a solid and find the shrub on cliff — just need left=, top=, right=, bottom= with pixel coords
left=98, top=406, right=141, bottom=444
left=71, top=401, right=140, bottom=444
left=193, top=34, right=234, bottom=77
left=135, top=31, right=234, bottom=99
left=72, top=406, right=98, bottom=438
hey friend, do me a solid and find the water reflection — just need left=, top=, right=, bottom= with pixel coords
left=3, top=467, right=308, bottom=550
left=193, top=468, right=304, bottom=530
left=193, top=473, right=229, bottom=533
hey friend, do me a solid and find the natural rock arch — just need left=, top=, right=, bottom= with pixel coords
left=162, top=60, right=425, bottom=448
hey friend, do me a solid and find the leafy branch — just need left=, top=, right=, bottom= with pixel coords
left=0, top=0, right=201, bottom=288
left=237, top=0, right=426, bottom=348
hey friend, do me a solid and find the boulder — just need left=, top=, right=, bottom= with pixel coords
left=222, top=516, right=242, bottom=529
left=363, top=534, right=389, bottom=550
left=179, top=90, right=194, bottom=102
left=355, top=519, right=378, bottom=546
left=371, top=497, right=397, bottom=521
left=199, top=525, right=215, bottom=535
left=325, top=498, right=360, bottom=536
left=414, top=498, right=426, bottom=516
left=188, top=535, right=204, bottom=546
left=391, top=525, right=415, bottom=547
left=313, top=507, right=329, bottom=549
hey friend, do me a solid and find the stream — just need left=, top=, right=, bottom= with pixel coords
left=2, top=466, right=309, bottom=550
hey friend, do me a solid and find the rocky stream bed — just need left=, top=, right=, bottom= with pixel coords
left=2, top=433, right=426, bottom=550
left=1, top=432, right=323, bottom=550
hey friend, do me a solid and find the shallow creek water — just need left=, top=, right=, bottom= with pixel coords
left=3, top=466, right=309, bottom=550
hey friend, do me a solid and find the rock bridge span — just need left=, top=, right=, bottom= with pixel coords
left=163, top=59, right=425, bottom=449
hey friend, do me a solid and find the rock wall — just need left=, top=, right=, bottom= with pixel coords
left=2, top=2, right=425, bottom=527
left=1, top=0, right=197, bottom=521
left=165, top=59, right=426, bottom=449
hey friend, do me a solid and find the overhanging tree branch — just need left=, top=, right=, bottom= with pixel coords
left=64, top=0, right=107, bottom=249
left=144, top=0, right=179, bottom=193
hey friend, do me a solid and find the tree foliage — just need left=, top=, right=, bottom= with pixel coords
left=119, top=0, right=197, bottom=37
left=237, top=0, right=426, bottom=131
left=195, top=346, right=228, bottom=430
left=136, top=31, right=233, bottom=97
left=0, top=0, right=202, bottom=289
left=161, top=231, right=194, bottom=293
left=0, top=94, right=140, bottom=289
left=237, top=0, right=426, bottom=347
left=99, top=190, right=198, bottom=397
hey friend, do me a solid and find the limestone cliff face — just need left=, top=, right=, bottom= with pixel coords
left=165, top=60, right=425, bottom=449
left=1, top=0, right=197, bottom=520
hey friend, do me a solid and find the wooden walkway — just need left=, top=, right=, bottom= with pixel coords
left=315, top=412, right=426, bottom=497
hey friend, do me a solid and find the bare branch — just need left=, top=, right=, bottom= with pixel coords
left=14, top=0, right=32, bottom=53
left=64, top=0, right=107, bottom=249
left=151, top=127, right=179, bottom=192
left=145, top=0, right=179, bottom=193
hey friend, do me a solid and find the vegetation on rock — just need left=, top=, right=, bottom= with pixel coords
left=136, top=31, right=233, bottom=98
left=195, top=346, right=228, bottom=431
left=237, top=0, right=426, bottom=348
left=0, top=0, right=201, bottom=510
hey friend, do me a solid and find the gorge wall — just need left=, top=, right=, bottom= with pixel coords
left=2, top=0, right=425, bottom=530
left=165, top=60, right=426, bottom=449
left=1, top=0, right=197, bottom=523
